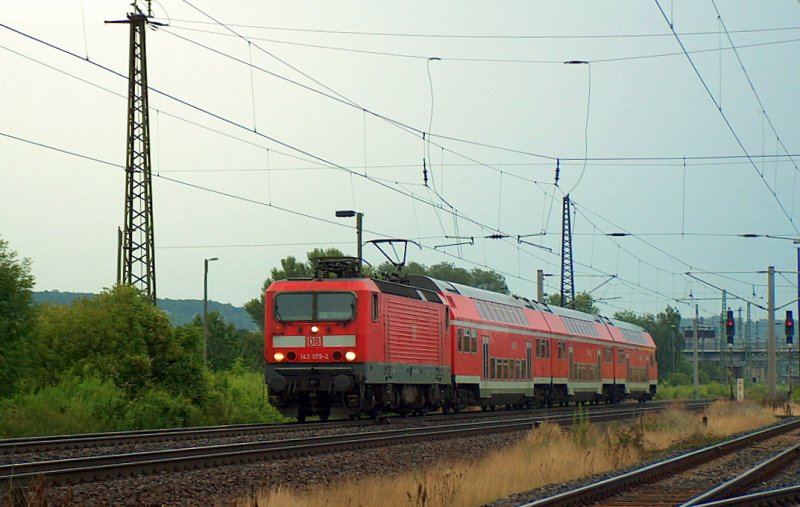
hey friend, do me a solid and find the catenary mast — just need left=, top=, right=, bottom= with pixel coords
left=109, top=1, right=162, bottom=304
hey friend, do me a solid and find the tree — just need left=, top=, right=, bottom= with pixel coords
left=239, top=329, right=264, bottom=371
left=469, top=268, right=509, bottom=293
left=27, top=285, right=207, bottom=402
left=613, top=305, right=683, bottom=381
left=546, top=291, right=599, bottom=314
left=0, top=238, right=35, bottom=397
left=188, top=312, right=261, bottom=371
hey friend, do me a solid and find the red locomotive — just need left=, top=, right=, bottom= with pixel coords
left=264, top=256, right=657, bottom=422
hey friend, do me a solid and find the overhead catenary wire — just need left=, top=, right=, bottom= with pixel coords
left=710, top=0, right=800, bottom=183
left=0, top=22, right=523, bottom=244
left=3, top=12, right=794, bottom=316
left=164, top=22, right=800, bottom=66
left=0, top=128, right=544, bottom=288
left=653, top=0, right=800, bottom=236
left=2, top=126, right=701, bottom=313
left=161, top=18, right=800, bottom=40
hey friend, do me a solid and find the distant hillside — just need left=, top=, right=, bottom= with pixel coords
left=33, top=291, right=258, bottom=331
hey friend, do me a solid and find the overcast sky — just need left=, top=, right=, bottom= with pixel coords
left=2, top=1, right=799, bottom=325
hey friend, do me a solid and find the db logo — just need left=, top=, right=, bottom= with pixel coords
left=306, top=336, right=322, bottom=347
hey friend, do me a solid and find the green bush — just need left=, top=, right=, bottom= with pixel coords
left=198, top=363, right=284, bottom=425
left=123, top=388, right=200, bottom=429
left=666, top=372, right=691, bottom=385
left=0, top=376, right=128, bottom=437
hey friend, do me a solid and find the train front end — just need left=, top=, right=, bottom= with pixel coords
left=264, top=276, right=376, bottom=422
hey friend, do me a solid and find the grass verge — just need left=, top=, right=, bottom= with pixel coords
left=248, top=400, right=782, bottom=507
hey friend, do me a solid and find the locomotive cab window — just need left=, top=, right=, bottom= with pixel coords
left=274, top=292, right=355, bottom=322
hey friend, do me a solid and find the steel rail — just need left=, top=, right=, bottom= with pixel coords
left=681, top=442, right=800, bottom=506
left=517, top=416, right=800, bottom=507
left=0, top=399, right=706, bottom=454
left=687, top=484, right=800, bottom=507
left=0, top=421, right=339, bottom=453
left=0, top=402, right=691, bottom=486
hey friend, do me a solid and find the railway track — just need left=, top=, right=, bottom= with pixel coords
left=0, top=399, right=705, bottom=456
left=0, top=400, right=704, bottom=486
left=516, top=416, right=800, bottom=507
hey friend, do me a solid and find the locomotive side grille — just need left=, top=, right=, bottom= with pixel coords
left=385, top=299, right=441, bottom=363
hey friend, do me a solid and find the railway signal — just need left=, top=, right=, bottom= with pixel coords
left=786, top=310, right=795, bottom=344
left=725, top=310, right=735, bottom=345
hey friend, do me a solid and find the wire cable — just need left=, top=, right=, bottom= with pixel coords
left=653, top=0, right=799, bottom=236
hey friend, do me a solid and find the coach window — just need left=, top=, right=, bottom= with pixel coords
left=457, top=328, right=463, bottom=352
left=603, top=347, right=612, bottom=363
left=471, top=330, right=477, bottom=354
left=372, top=294, right=379, bottom=321
left=557, top=341, right=566, bottom=361
left=490, top=358, right=496, bottom=379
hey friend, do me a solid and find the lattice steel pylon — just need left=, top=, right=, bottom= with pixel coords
left=560, top=195, right=575, bottom=308
left=110, top=4, right=159, bottom=304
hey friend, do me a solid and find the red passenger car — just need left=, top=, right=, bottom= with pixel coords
left=264, top=258, right=657, bottom=421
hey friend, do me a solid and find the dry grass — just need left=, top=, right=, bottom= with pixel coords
left=245, top=401, right=776, bottom=507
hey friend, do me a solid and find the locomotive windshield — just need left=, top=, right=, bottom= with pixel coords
left=274, top=292, right=355, bottom=322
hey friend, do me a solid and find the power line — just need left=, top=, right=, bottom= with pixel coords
left=0, top=21, right=520, bottom=241
left=166, top=23, right=800, bottom=66
left=12, top=18, right=797, bottom=171
left=5, top=126, right=760, bottom=317
left=711, top=0, right=800, bottom=180
left=653, top=0, right=800, bottom=236
left=162, top=18, right=800, bottom=40
left=0, top=128, right=705, bottom=311
left=4, top=18, right=793, bottom=315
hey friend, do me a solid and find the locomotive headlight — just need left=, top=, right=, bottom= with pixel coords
left=311, top=325, right=319, bottom=334
left=273, top=352, right=285, bottom=362
left=345, top=351, right=356, bottom=361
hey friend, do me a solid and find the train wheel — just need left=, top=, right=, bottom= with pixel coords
left=319, top=409, right=331, bottom=422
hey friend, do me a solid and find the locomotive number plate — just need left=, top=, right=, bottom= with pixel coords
left=306, top=336, right=323, bottom=347
left=300, top=352, right=330, bottom=360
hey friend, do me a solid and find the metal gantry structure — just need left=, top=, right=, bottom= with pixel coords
left=560, top=194, right=575, bottom=308
left=110, top=3, right=159, bottom=304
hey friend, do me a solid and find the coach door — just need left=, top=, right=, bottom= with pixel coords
left=482, top=336, right=489, bottom=379
left=568, top=346, right=574, bottom=381
left=626, top=351, right=631, bottom=382
left=526, top=341, right=532, bottom=380
left=597, top=351, right=602, bottom=382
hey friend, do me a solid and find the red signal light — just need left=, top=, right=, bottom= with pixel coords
left=725, top=310, right=735, bottom=344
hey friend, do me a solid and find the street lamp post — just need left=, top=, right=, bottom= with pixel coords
left=203, top=257, right=219, bottom=365
left=335, top=210, right=363, bottom=265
